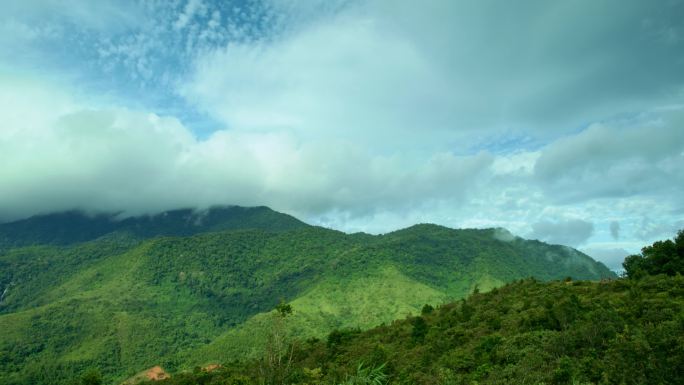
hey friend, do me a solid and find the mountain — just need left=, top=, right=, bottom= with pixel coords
left=0, top=207, right=615, bottom=385
left=0, top=205, right=307, bottom=248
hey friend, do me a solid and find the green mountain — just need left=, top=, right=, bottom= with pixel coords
left=0, top=207, right=614, bottom=385
left=0, top=206, right=307, bottom=248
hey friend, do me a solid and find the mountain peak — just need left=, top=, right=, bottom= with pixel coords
left=0, top=205, right=307, bottom=247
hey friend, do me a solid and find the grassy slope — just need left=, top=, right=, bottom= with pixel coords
left=0, top=222, right=615, bottom=385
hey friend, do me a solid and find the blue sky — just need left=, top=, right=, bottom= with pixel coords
left=1, top=0, right=684, bottom=270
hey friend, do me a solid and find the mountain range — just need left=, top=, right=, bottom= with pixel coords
left=0, top=206, right=615, bottom=385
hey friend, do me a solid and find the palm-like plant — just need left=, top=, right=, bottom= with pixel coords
left=338, top=362, right=387, bottom=385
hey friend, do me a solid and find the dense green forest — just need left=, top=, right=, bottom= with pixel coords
left=135, top=274, right=683, bottom=385
left=0, top=207, right=615, bottom=385
left=132, top=230, right=683, bottom=385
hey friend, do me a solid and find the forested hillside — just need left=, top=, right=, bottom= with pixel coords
left=0, top=207, right=614, bottom=385
left=145, top=274, right=684, bottom=385
left=139, top=230, right=683, bottom=385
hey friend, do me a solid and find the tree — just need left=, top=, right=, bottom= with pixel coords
left=79, top=369, right=102, bottom=385
left=275, top=299, right=292, bottom=317
left=622, top=254, right=648, bottom=279
left=262, top=299, right=295, bottom=385
left=411, top=316, right=428, bottom=343
left=623, top=229, right=684, bottom=278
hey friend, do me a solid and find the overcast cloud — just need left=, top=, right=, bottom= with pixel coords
left=610, top=221, right=621, bottom=241
left=1, top=0, right=683, bottom=270
left=529, top=219, right=595, bottom=247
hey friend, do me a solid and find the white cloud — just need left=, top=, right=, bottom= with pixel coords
left=491, top=151, right=540, bottom=176
left=0, top=0, right=145, bottom=32
left=174, top=0, right=206, bottom=31
left=534, top=110, right=684, bottom=203
left=529, top=219, right=595, bottom=247
left=181, top=13, right=456, bottom=151
left=182, top=0, right=684, bottom=147
left=0, top=76, right=497, bottom=223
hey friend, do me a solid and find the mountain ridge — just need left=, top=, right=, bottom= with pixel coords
left=0, top=206, right=308, bottom=248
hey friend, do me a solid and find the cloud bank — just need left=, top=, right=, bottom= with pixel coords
left=529, top=219, right=595, bottom=247
left=1, top=76, right=496, bottom=222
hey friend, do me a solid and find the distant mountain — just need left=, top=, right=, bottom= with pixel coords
left=0, top=206, right=615, bottom=385
left=0, top=206, right=307, bottom=247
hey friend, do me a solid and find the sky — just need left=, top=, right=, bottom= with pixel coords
left=1, top=0, right=683, bottom=270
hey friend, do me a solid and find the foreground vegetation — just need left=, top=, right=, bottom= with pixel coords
left=135, top=230, right=683, bottom=385
left=128, top=275, right=684, bottom=385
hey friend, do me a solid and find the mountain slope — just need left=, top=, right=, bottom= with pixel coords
left=0, top=207, right=615, bottom=385
left=181, top=225, right=614, bottom=367
left=145, top=274, right=684, bottom=385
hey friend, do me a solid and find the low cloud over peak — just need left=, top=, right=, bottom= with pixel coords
left=529, top=219, right=595, bottom=248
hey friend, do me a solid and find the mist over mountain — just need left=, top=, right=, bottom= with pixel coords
left=0, top=206, right=306, bottom=247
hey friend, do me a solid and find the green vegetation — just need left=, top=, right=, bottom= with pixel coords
left=138, top=275, right=684, bottom=385
left=622, top=229, right=684, bottom=278
left=0, top=207, right=615, bottom=385
left=0, top=206, right=307, bottom=249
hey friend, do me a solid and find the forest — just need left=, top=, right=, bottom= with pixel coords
left=125, top=230, right=683, bottom=385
